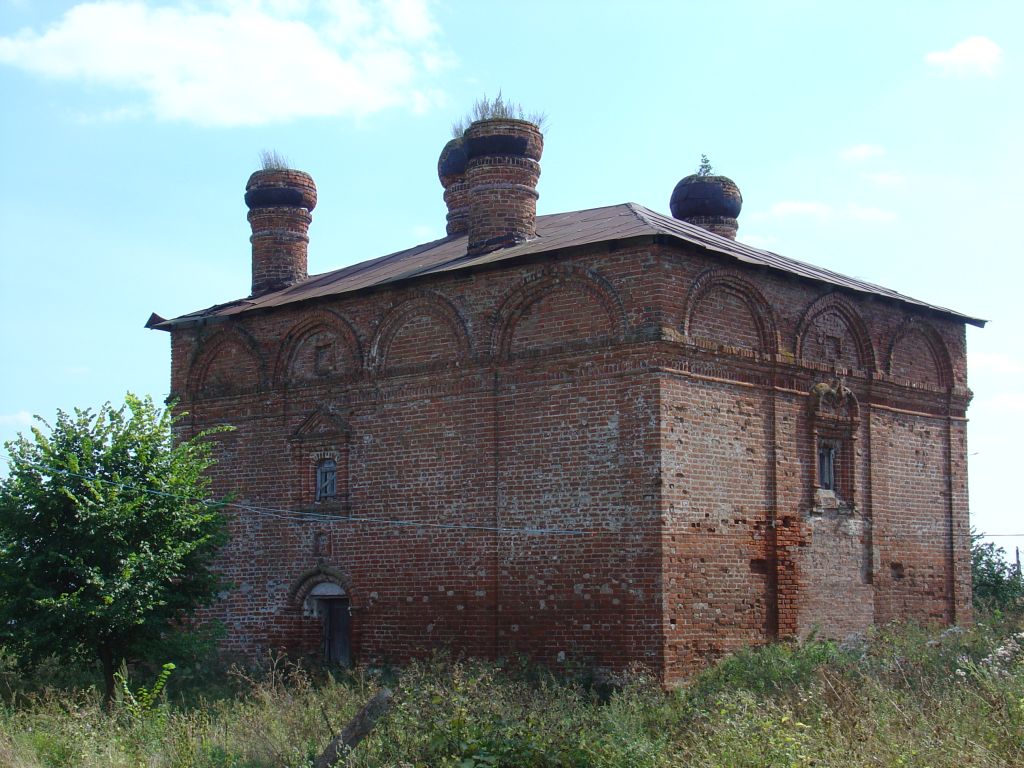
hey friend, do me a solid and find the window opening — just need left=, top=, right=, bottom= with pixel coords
left=818, top=441, right=836, bottom=491
left=316, top=458, right=337, bottom=501
left=809, top=379, right=858, bottom=508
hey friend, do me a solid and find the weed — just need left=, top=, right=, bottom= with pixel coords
left=451, top=92, right=548, bottom=137
left=259, top=149, right=291, bottom=171
left=1, top=619, right=1022, bottom=767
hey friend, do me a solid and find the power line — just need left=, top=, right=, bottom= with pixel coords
left=9, top=457, right=1024, bottom=539
left=5, top=458, right=586, bottom=537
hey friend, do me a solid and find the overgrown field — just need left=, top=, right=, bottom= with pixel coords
left=2, top=618, right=1023, bottom=768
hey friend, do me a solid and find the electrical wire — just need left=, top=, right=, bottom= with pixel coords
left=5, top=458, right=586, bottom=536
left=8, top=457, right=1024, bottom=539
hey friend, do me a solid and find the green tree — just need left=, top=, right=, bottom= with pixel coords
left=972, top=530, right=1024, bottom=614
left=0, top=394, right=228, bottom=703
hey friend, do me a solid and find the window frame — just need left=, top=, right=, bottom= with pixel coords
left=315, top=457, right=338, bottom=502
left=817, top=439, right=837, bottom=492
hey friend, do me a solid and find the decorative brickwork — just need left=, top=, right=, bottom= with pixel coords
left=683, top=269, right=778, bottom=355
left=887, top=319, right=953, bottom=389
left=274, top=309, right=362, bottom=387
left=796, top=293, right=877, bottom=374
left=491, top=268, right=626, bottom=360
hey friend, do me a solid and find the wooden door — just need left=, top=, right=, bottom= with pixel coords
left=321, top=598, right=351, bottom=666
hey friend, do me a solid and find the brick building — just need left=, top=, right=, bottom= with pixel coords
left=148, top=118, right=983, bottom=682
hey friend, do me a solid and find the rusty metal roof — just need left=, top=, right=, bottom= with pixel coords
left=150, top=202, right=986, bottom=329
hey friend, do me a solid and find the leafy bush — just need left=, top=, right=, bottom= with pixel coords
left=0, top=394, right=229, bottom=703
left=973, top=532, right=1024, bottom=614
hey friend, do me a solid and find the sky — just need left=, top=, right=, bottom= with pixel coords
left=1, top=0, right=1022, bottom=561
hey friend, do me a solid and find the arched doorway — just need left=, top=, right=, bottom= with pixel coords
left=304, top=582, right=351, bottom=666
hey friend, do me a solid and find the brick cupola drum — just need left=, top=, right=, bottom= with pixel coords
left=246, top=168, right=317, bottom=296
left=464, top=118, right=544, bottom=255
left=438, top=137, right=469, bottom=236
left=670, top=172, right=743, bottom=240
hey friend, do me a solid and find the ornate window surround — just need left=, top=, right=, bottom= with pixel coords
left=289, top=410, right=352, bottom=513
left=809, top=379, right=860, bottom=511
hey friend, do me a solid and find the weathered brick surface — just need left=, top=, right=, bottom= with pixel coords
left=464, top=119, right=543, bottom=255
left=166, top=233, right=973, bottom=681
left=245, top=169, right=316, bottom=296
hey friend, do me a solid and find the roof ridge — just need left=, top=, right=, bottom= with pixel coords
left=623, top=201, right=661, bottom=227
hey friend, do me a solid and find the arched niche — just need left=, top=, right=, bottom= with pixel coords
left=795, top=294, right=876, bottom=373
left=683, top=269, right=778, bottom=354
left=491, top=268, right=626, bottom=360
left=273, top=310, right=362, bottom=387
left=887, top=320, right=952, bottom=389
left=369, top=293, right=471, bottom=375
left=186, top=328, right=264, bottom=399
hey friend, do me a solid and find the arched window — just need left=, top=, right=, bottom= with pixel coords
left=316, top=458, right=337, bottom=502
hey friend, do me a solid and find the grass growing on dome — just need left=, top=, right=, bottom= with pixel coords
left=259, top=149, right=292, bottom=171
left=451, top=91, right=549, bottom=138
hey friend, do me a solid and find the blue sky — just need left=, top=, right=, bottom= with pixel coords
left=1, top=1, right=1022, bottom=560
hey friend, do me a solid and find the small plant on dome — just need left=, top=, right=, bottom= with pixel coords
left=451, top=91, right=548, bottom=138
left=697, top=154, right=715, bottom=176
left=259, top=149, right=291, bottom=171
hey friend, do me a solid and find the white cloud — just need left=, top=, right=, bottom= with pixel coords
left=840, top=144, right=885, bottom=163
left=843, top=203, right=897, bottom=222
left=0, top=0, right=453, bottom=126
left=0, top=411, right=33, bottom=427
left=861, top=171, right=906, bottom=187
left=73, top=103, right=147, bottom=123
left=925, top=36, right=1002, bottom=77
left=763, top=201, right=895, bottom=223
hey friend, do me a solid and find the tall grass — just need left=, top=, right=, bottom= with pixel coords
left=2, top=616, right=1022, bottom=767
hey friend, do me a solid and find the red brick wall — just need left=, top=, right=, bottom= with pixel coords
left=660, top=375, right=773, bottom=677
left=167, top=236, right=973, bottom=680
left=871, top=410, right=958, bottom=624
